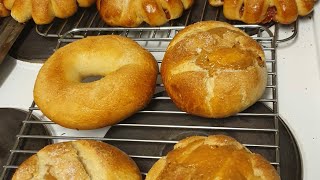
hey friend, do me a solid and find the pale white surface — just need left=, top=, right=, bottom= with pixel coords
left=277, top=7, right=320, bottom=179
left=1, top=6, right=320, bottom=179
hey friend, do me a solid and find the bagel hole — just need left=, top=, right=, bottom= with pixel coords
left=81, top=75, right=104, bottom=83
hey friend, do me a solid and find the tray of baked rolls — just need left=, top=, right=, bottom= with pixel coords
left=33, top=0, right=299, bottom=41
left=6, top=0, right=300, bottom=62
left=1, top=0, right=316, bottom=179
left=2, top=24, right=301, bottom=180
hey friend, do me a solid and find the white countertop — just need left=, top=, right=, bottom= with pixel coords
left=1, top=6, right=320, bottom=179
left=276, top=8, right=320, bottom=179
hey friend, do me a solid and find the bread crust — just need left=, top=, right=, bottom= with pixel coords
left=33, top=35, right=158, bottom=130
left=96, top=0, right=194, bottom=27
left=146, top=135, right=280, bottom=180
left=209, top=0, right=315, bottom=24
left=161, top=21, right=267, bottom=118
left=0, top=0, right=10, bottom=17
left=12, top=140, right=142, bottom=180
left=3, top=0, right=96, bottom=24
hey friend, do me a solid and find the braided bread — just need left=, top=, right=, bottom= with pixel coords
left=146, top=135, right=280, bottom=180
left=3, top=0, right=96, bottom=24
left=0, top=0, right=9, bottom=17
left=209, top=0, right=316, bottom=24
left=97, top=0, right=194, bottom=27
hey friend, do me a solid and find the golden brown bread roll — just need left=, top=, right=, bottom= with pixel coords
left=161, top=21, right=267, bottom=118
left=0, top=0, right=10, bottom=17
left=209, top=0, right=316, bottom=24
left=96, top=0, right=194, bottom=27
left=34, top=35, right=158, bottom=130
left=3, top=0, right=96, bottom=24
left=12, top=140, right=142, bottom=180
left=146, top=135, right=280, bottom=180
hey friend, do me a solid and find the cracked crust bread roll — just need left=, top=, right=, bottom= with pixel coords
left=161, top=21, right=267, bottom=118
left=12, top=140, right=142, bottom=180
left=146, top=135, right=280, bottom=180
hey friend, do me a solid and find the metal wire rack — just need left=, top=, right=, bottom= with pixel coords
left=1, top=0, right=301, bottom=179
left=1, top=24, right=282, bottom=179
left=35, top=0, right=297, bottom=42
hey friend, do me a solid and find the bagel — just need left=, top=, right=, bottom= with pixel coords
left=161, top=21, right=267, bottom=118
left=146, top=135, right=280, bottom=179
left=34, top=35, right=158, bottom=130
left=12, top=140, right=142, bottom=180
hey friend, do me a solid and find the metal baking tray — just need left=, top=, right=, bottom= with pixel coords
left=0, top=108, right=52, bottom=178
left=0, top=17, right=24, bottom=64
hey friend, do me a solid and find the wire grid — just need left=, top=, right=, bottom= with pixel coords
left=1, top=0, right=286, bottom=179
left=1, top=23, right=281, bottom=179
left=35, top=0, right=211, bottom=38
left=35, top=0, right=297, bottom=42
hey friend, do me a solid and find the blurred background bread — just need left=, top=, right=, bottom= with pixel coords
left=12, top=140, right=142, bottom=180
left=209, top=0, right=316, bottom=24
left=161, top=21, right=267, bottom=118
left=146, top=135, right=280, bottom=180
left=0, top=0, right=9, bottom=17
left=2, top=0, right=96, bottom=24
left=97, top=0, right=194, bottom=27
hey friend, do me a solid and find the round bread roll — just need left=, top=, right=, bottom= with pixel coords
left=146, top=135, right=280, bottom=180
left=96, top=0, right=194, bottom=27
left=161, top=21, right=267, bottom=118
left=3, top=0, right=96, bottom=24
left=34, top=35, right=158, bottom=130
left=12, top=140, right=142, bottom=180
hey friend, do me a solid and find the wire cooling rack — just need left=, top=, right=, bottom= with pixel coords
left=34, top=0, right=297, bottom=42
left=1, top=0, right=303, bottom=179
left=1, top=25, right=282, bottom=179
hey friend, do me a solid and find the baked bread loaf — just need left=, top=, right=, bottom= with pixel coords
left=12, top=140, right=142, bottom=180
left=209, top=0, right=316, bottom=24
left=161, top=21, right=267, bottom=118
left=34, top=35, right=158, bottom=130
left=97, top=0, right=194, bottom=27
left=3, top=0, right=96, bottom=24
left=0, top=0, right=9, bottom=17
left=146, top=135, right=280, bottom=180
